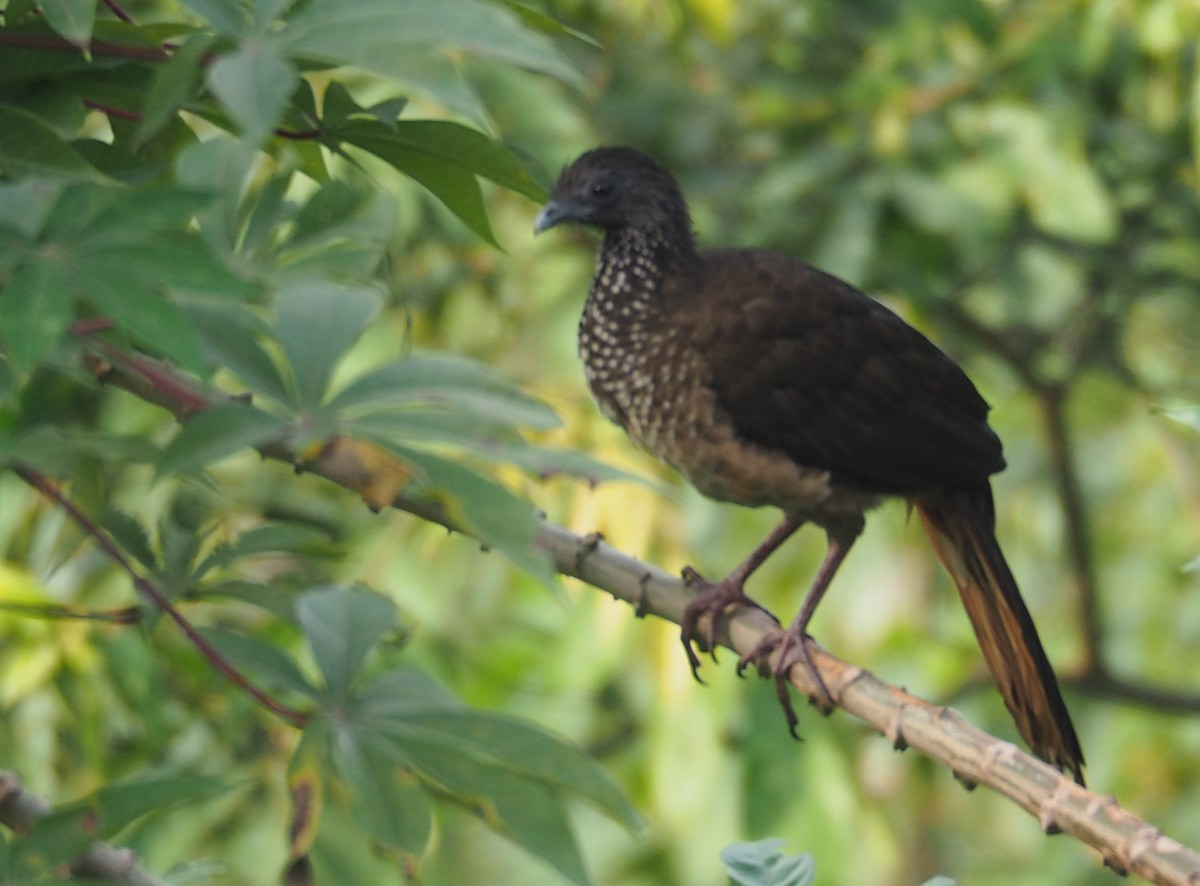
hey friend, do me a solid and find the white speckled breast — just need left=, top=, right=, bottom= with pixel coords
left=578, top=232, right=856, bottom=519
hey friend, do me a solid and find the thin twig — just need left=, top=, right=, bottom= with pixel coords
left=83, top=98, right=141, bottom=121
left=101, top=0, right=136, bottom=23
left=14, top=465, right=310, bottom=727
left=0, top=33, right=171, bottom=60
left=1037, top=385, right=1104, bottom=670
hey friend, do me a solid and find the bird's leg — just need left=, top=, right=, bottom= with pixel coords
left=737, top=522, right=861, bottom=736
left=680, top=515, right=802, bottom=679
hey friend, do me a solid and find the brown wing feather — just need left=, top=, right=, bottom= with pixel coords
left=683, top=249, right=1004, bottom=494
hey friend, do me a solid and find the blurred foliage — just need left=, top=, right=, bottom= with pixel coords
left=2, top=0, right=1200, bottom=883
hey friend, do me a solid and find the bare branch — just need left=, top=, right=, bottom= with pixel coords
left=70, top=330, right=1200, bottom=885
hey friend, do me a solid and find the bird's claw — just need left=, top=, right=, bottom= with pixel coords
left=679, top=566, right=775, bottom=682
left=738, top=628, right=835, bottom=736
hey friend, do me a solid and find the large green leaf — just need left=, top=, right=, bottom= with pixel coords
left=184, top=301, right=292, bottom=403
left=0, top=258, right=72, bottom=375
left=330, top=718, right=433, bottom=854
left=328, top=352, right=560, bottom=428
left=0, top=104, right=106, bottom=181
left=356, top=706, right=641, bottom=833
left=296, top=585, right=397, bottom=701
left=274, top=281, right=381, bottom=408
left=281, top=0, right=583, bottom=88
left=389, top=446, right=555, bottom=586
left=207, top=42, right=298, bottom=144
left=39, top=0, right=96, bottom=46
left=336, top=118, right=499, bottom=245
left=155, top=403, right=291, bottom=476
left=379, top=732, right=591, bottom=885
left=338, top=119, right=545, bottom=201
left=135, top=34, right=218, bottom=147
left=88, top=274, right=207, bottom=374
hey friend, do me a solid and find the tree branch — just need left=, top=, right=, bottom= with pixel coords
left=70, top=330, right=1200, bottom=886
left=14, top=462, right=310, bottom=727
left=0, top=771, right=163, bottom=885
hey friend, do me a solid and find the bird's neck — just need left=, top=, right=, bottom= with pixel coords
left=589, top=226, right=696, bottom=314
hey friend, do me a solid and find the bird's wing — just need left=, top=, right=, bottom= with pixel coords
left=683, top=249, right=1004, bottom=494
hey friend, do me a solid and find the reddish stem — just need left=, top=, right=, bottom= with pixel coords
left=14, top=465, right=310, bottom=727
left=83, top=98, right=140, bottom=121
left=100, top=0, right=135, bottom=23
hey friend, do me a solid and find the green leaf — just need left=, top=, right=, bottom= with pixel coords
left=331, top=719, right=433, bottom=854
left=240, top=168, right=294, bottom=255
left=39, top=0, right=95, bottom=46
left=274, top=280, right=381, bottom=408
left=328, top=352, right=560, bottom=429
left=288, top=179, right=374, bottom=246
left=0, top=104, right=106, bottom=181
left=391, top=447, right=555, bottom=586
left=207, top=42, right=298, bottom=144
left=281, top=0, right=583, bottom=89
left=101, top=508, right=159, bottom=572
left=346, top=119, right=544, bottom=200
left=375, top=732, right=591, bottom=885
left=184, top=301, right=292, bottom=403
left=200, top=627, right=318, bottom=698
left=156, top=403, right=290, bottom=476
left=198, top=523, right=334, bottom=576
left=1154, top=406, right=1200, bottom=433
left=24, top=776, right=233, bottom=867
left=88, top=276, right=207, bottom=374
left=721, top=839, right=815, bottom=886
left=358, top=704, right=641, bottom=832
left=335, top=118, right=498, bottom=245
left=472, top=443, right=649, bottom=488
left=0, top=180, right=60, bottom=237
left=181, top=0, right=248, bottom=35
left=0, top=257, right=72, bottom=375
left=296, top=586, right=397, bottom=700
left=136, top=34, right=218, bottom=147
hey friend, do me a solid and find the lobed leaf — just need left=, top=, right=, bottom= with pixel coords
left=274, top=281, right=381, bottom=408
left=296, top=585, right=397, bottom=701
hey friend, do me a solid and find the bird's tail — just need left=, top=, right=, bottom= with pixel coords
left=915, top=486, right=1085, bottom=785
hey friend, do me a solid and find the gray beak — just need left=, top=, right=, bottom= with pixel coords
left=533, top=199, right=568, bottom=235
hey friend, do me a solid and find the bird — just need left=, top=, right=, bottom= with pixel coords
left=533, top=145, right=1085, bottom=785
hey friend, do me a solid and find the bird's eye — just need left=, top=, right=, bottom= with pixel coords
left=591, top=181, right=612, bottom=197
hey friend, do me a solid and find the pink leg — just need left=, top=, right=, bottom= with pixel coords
left=737, top=522, right=861, bottom=736
left=680, top=515, right=803, bottom=679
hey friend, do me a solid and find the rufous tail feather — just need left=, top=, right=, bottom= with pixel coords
left=916, top=486, right=1085, bottom=785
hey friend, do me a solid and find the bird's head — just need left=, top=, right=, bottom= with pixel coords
left=534, top=147, right=693, bottom=245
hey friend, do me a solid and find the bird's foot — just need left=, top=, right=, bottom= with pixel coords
left=679, top=566, right=775, bottom=682
left=736, top=627, right=834, bottom=738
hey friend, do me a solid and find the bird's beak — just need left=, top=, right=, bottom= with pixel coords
left=533, top=197, right=586, bottom=234
left=533, top=199, right=566, bottom=234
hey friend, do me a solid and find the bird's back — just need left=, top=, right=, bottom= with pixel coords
left=673, top=247, right=1006, bottom=498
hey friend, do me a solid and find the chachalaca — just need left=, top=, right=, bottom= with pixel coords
left=534, top=146, right=1085, bottom=785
